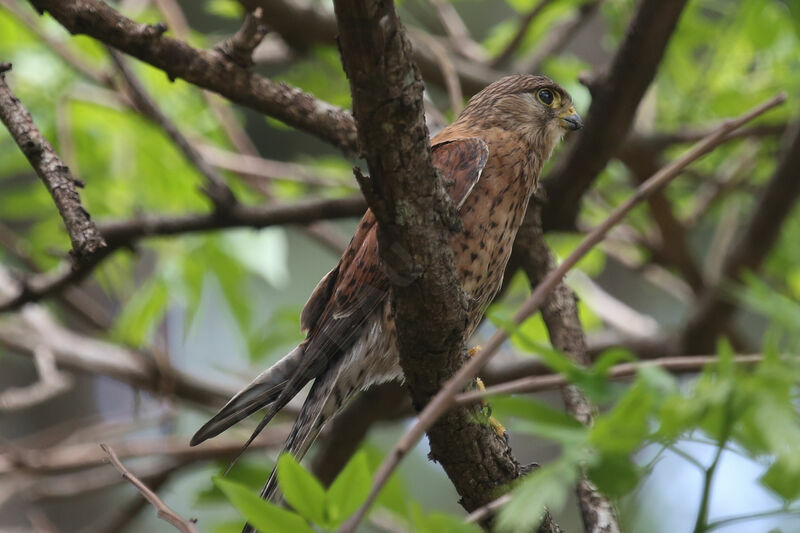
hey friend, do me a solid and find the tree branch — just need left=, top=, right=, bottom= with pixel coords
left=27, top=0, right=359, bottom=154
left=100, top=443, right=199, bottom=533
left=240, top=0, right=507, bottom=97
left=542, top=0, right=689, bottom=231
left=345, top=94, right=784, bottom=529
left=107, top=48, right=236, bottom=209
left=680, top=120, right=800, bottom=353
left=491, top=0, right=555, bottom=68
left=455, top=354, right=764, bottom=403
left=332, top=1, right=533, bottom=531
left=0, top=63, right=106, bottom=261
left=213, top=8, right=268, bottom=68
left=517, top=0, right=603, bottom=74
left=3, top=434, right=288, bottom=475
left=0, top=196, right=366, bottom=313
left=509, top=197, right=620, bottom=533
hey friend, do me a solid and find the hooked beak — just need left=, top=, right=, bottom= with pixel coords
left=560, top=107, right=583, bottom=131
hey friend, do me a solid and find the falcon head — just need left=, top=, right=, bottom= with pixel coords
left=456, top=74, right=582, bottom=157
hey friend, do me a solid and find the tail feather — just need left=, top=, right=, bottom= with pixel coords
left=241, top=359, right=346, bottom=533
left=190, top=344, right=306, bottom=446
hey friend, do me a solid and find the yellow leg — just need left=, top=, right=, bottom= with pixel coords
left=470, top=346, right=506, bottom=439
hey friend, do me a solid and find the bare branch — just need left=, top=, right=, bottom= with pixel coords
left=0, top=195, right=366, bottom=313
left=509, top=198, right=619, bottom=532
left=680, top=119, right=800, bottom=353
left=0, top=0, right=110, bottom=85
left=542, top=0, right=689, bottom=231
left=240, top=0, right=508, bottom=97
left=517, top=0, right=603, bottom=74
left=491, top=0, right=555, bottom=68
left=0, top=346, right=72, bottom=411
left=100, top=443, right=199, bottom=533
left=456, top=354, right=765, bottom=403
left=333, top=0, right=534, bottom=530
left=107, top=48, right=236, bottom=209
left=345, top=94, right=785, bottom=527
left=197, top=144, right=349, bottom=187
left=28, top=0, right=359, bottom=153
left=0, top=267, right=243, bottom=407
left=214, top=8, right=268, bottom=68
left=617, top=137, right=705, bottom=292
left=426, top=0, right=488, bottom=63
left=2, top=434, right=288, bottom=475
left=464, top=493, right=513, bottom=524
left=0, top=64, right=106, bottom=261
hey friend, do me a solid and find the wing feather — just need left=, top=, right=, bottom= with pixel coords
left=193, top=138, right=489, bottom=449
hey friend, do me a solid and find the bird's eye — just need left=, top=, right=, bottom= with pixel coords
left=537, top=89, right=554, bottom=106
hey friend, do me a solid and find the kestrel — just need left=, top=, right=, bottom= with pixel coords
left=191, top=74, right=582, bottom=510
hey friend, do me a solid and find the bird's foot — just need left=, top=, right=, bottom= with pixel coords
left=475, top=375, right=507, bottom=440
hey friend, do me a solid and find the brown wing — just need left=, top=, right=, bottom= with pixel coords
left=255, top=137, right=489, bottom=427
left=301, top=137, right=488, bottom=334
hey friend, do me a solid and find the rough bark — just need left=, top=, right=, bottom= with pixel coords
left=332, top=0, right=533, bottom=520
left=27, top=0, right=359, bottom=153
left=0, top=65, right=106, bottom=261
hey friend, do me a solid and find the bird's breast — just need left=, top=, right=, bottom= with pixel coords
left=451, top=140, right=538, bottom=328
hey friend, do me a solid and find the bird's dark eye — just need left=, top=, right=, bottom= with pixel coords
left=537, top=89, right=554, bottom=106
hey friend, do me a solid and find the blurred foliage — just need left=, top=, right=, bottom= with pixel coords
left=2, top=0, right=800, bottom=532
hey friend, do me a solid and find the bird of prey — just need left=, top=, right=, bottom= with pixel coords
left=191, top=74, right=582, bottom=508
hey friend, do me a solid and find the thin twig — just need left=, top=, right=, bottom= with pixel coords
left=0, top=346, right=72, bottom=411
left=464, top=493, right=513, bottom=524
left=517, top=0, right=602, bottom=73
left=408, top=28, right=463, bottom=115
left=339, top=93, right=785, bottom=533
left=100, top=443, right=199, bottom=533
left=491, top=0, right=555, bottom=68
left=214, top=8, right=268, bottom=67
left=29, top=0, right=360, bottom=153
left=107, top=48, right=236, bottom=209
left=691, top=400, right=733, bottom=533
left=0, top=195, right=366, bottom=313
left=454, top=354, right=765, bottom=405
left=426, top=0, right=487, bottom=63
left=0, top=64, right=107, bottom=261
left=0, top=0, right=110, bottom=85
left=196, top=144, right=347, bottom=187
left=706, top=508, right=800, bottom=532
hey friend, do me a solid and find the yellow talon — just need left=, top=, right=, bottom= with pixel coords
left=475, top=369, right=506, bottom=439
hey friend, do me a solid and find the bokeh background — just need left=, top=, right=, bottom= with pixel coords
left=2, top=0, right=800, bottom=532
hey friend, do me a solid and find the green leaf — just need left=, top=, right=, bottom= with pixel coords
left=491, top=396, right=587, bottom=444
left=587, top=452, right=641, bottom=498
left=590, top=380, right=655, bottom=454
left=275, top=454, right=327, bottom=525
left=762, top=458, right=800, bottom=501
left=111, top=277, right=168, bottom=346
left=196, top=459, right=272, bottom=504
left=327, top=451, right=371, bottom=527
left=496, top=451, right=583, bottom=532
left=206, top=0, right=243, bottom=18
left=214, top=477, right=314, bottom=533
